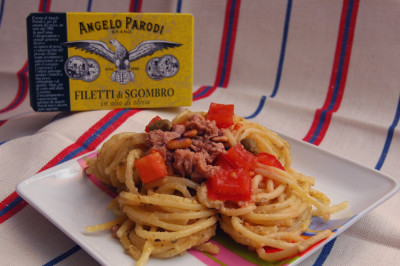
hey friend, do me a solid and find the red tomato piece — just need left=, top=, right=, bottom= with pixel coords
left=214, top=153, right=233, bottom=170
left=207, top=167, right=252, bottom=201
left=224, top=143, right=255, bottom=170
left=134, top=152, right=168, bottom=184
left=263, top=246, right=282, bottom=254
left=232, top=123, right=243, bottom=131
left=256, top=153, right=285, bottom=171
left=145, top=116, right=162, bottom=132
left=206, top=103, right=234, bottom=128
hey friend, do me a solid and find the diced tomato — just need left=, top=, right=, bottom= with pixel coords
left=206, top=103, right=234, bottom=128
left=256, top=153, right=285, bottom=171
left=206, top=145, right=286, bottom=202
left=214, top=153, right=232, bottom=170
left=207, top=167, right=252, bottom=201
left=145, top=116, right=162, bottom=132
left=232, top=123, right=243, bottom=131
left=207, top=144, right=254, bottom=202
left=224, top=143, right=255, bottom=170
left=134, top=152, right=168, bottom=184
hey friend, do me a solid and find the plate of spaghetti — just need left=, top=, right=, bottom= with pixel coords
left=17, top=103, right=399, bottom=266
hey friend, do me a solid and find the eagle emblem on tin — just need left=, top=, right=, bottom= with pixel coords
left=62, top=39, right=181, bottom=84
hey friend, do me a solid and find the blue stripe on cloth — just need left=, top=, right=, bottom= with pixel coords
left=308, top=0, right=355, bottom=145
left=309, top=110, right=328, bottom=144
left=219, top=0, right=236, bottom=87
left=176, top=0, right=182, bottom=13
left=1, top=63, right=29, bottom=113
left=56, top=109, right=130, bottom=165
left=270, top=0, right=292, bottom=98
left=13, top=65, right=29, bottom=110
left=42, top=245, right=81, bottom=266
left=86, top=0, right=93, bottom=12
left=131, top=0, right=140, bottom=12
left=41, top=0, right=49, bottom=12
left=193, top=86, right=212, bottom=99
left=375, top=92, right=400, bottom=170
left=244, top=95, right=266, bottom=119
left=313, top=238, right=337, bottom=266
left=0, top=196, right=23, bottom=217
left=246, top=1, right=293, bottom=120
left=245, top=1, right=292, bottom=120
left=0, top=0, right=5, bottom=28
left=0, top=141, right=6, bottom=145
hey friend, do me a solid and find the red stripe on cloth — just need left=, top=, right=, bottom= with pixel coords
left=0, top=120, right=7, bottom=127
left=192, top=1, right=242, bottom=102
left=321, top=4, right=348, bottom=112
left=39, top=0, right=52, bottom=12
left=129, top=0, right=142, bottom=12
left=214, top=0, right=241, bottom=88
left=214, top=2, right=230, bottom=86
left=331, top=2, right=358, bottom=112
left=0, top=191, right=19, bottom=208
left=303, top=108, right=322, bottom=144
left=321, top=1, right=358, bottom=112
left=0, top=193, right=28, bottom=225
left=192, top=86, right=208, bottom=97
left=304, top=110, right=334, bottom=145
left=222, top=0, right=240, bottom=88
left=81, top=110, right=140, bottom=151
left=193, top=86, right=218, bottom=101
left=316, top=111, right=333, bottom=145
left=39, top=109, right=140, bottom=172
left=303, top=0, right=359, bottom=145
left=0, top=61, right=29, bottom=114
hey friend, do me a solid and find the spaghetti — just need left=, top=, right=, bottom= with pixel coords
left=85, top=104, right=348, bottom=265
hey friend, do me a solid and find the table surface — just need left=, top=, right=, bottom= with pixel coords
left=1, top=1, right=399, bottom=266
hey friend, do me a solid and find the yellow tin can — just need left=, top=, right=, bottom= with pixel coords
left=27, top=12, right=193, bottom=111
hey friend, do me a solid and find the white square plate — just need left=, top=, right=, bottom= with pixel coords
left=16, top=134, right=399, bottom=266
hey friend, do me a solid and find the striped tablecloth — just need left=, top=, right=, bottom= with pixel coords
left=1, top=1, right=399, bottom=265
